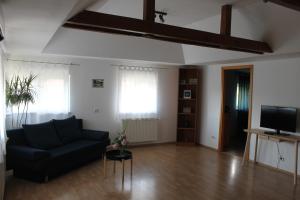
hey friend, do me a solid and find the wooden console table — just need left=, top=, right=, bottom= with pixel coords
left=243, top=129, right=300, bottom=185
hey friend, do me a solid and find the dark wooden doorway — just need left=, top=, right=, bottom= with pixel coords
left=218, top=65, right=253, bottom=154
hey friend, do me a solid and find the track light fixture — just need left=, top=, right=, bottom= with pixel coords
left=155, top=11, right=167, bottom=23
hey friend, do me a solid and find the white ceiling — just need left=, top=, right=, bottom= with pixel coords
left=2, top=0, right=300, bottom=65
left=44, top=27, right=185, bottom=64
left=183, top=2, right=300, bottom=64
left=1, top=0, right=97, bottom=54
left=89, top=0, right=254, bottom=26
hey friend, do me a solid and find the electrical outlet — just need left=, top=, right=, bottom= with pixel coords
left=280, top=156, right=285, bottom=161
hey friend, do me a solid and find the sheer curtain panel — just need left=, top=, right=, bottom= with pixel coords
left=235, top=74, right=250, bottom=111
left=5, top=60, right=70, bottom=129
left=117, top=66, right=158, bottom=119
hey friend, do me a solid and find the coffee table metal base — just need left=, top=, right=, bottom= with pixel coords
left=103, top=150, right=133, bottom=187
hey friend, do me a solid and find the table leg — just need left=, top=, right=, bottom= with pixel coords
left=242, top=132, right=251, bottom=165
left=122, top=159, right=125, bottom=187
left=254, top=134, right=258, bottom=163
left=113, top=161, right=116, bottom=174
left=104, top=154, right=106, bottom=178
left=131, top=158, right=133, bottom=179
left=294, top=141, right=298, bottom=185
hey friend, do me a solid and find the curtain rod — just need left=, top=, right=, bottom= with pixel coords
left=111, top=64, right=174, bottom=70
left=6, top=58, right=80, bottom=66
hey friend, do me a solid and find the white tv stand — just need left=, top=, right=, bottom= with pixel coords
left=243, top=129, right=300, bottom=185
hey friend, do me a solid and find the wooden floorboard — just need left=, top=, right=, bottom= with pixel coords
left=5, top=144, right=300, bottom=200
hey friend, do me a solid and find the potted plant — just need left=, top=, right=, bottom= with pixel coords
left=6, top=74, right=37, bottom=128
left=109, top=122, right=129, bottom=154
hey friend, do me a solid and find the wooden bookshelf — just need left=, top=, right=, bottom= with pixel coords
left=178, top=113, right=196, bottom=116
left=178, top=98, right=196, bottom=101
left=177, top=68, right=200, bottom=144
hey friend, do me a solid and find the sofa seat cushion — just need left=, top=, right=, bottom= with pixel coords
left=49, top=140, right=103, bottom=158
left=23, top=121, right=62, bottom=150
left=7, top=145, right=50, bottom=161
left=53, top=116, right=83, bottom=144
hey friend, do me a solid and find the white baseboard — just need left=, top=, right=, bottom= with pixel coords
left=128, top=140, right=176, bottom=147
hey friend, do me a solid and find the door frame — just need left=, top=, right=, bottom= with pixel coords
left=218, top=65, right=253, bottom=152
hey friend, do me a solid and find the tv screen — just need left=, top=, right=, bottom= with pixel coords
left=260, top=105, right=297, bottom=133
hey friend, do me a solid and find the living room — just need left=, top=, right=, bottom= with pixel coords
left=1, top=0, right=300, bottom=200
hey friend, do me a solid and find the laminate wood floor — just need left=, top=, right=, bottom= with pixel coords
left=5, top=144, right=300, bottom=200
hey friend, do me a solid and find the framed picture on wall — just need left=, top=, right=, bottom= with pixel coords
left=92, top=79, right=104, bottom=88
left=183, top=90, right=192, bottom=99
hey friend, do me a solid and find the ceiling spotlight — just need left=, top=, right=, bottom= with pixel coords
left=159, top=14, right=165, bottom=23
left=155, top=11, right=167, bottom=23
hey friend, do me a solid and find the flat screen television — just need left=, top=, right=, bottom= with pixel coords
left=260, top=105, right=298, bottom=135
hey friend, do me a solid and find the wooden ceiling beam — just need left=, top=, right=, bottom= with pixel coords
left=63, top=10, right=272, bottom=54
left=220, top=5, right=232, bottom=36
left=143, top=0, right=155, bottom=22
left=264, top=0, right=300, bottom=11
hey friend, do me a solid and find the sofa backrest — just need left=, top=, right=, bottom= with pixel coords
left=6, top=119, right=83, bottom=146
left=6, top=128, right=27, bottom=145
left=77, top=119, right=83, bottom=129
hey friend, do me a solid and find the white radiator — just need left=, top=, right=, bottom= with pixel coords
left=123, top=119, right=158, bottom=143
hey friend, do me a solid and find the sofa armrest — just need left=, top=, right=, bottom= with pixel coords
left=82, top=129, right=109, bottom=141
left=7, top=145, right=50, bottom=161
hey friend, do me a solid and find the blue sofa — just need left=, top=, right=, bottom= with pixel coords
left=6, top=116, right=110, bottom=182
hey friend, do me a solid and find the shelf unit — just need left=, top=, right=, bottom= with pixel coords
left=177, top=68, right=200, bottom=144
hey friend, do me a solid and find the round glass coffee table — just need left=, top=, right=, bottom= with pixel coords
left=103, top=150, right=133, bottom=186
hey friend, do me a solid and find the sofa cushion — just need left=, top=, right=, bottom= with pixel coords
left=53, top=116, right=83, bottom=144
left=6, top=128, right=27, bottom=145
left=82, top=129, right=109, bottom=141
left=23, top=121, right=62, bottom=150
left=49, top=140, right=102, bottom=158
left=7, top=145, right=50, bottom=161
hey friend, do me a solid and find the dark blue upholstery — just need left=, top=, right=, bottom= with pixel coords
left=23, top=121, right=63, bottom=150
left=7, top=145, right=50, bottom=161
left=6, top=128, right=27, bottom=145
left=54, top=117, right=83, bottom=144
left=6, top=118, right=110, bottom=182
left=82, top=129, right=109, bottom=141
left=49, top=140, right=101, bottom=157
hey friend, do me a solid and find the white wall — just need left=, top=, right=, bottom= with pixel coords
left=0, top=47, right=5, bottom=200
left=0, top=4, right=6, bottom=194
left=199, top=56, right=300, bottom=174
left=70, top=58, right=179, bottom=142
left=44, top=28, right=185, bottom=65
left=198, top=66, right=221, bottom=148
left=4, top=54, right=179, bottom=144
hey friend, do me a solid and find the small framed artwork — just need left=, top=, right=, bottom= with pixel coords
left=183, top=90, right=192, bottom=99
left=92, top=79, right=104, bottom=88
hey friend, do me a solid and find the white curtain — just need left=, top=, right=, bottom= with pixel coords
left=0, top=50, right=6, bottom=200
left=117, top=66, right=158, bottom=119
left=5, top=60, right=70, bottom=129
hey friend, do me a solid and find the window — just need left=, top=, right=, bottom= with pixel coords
left=5, top=60, right=70, bottom=127
left=235, top=74, right=250, bottom=111
left=117, top=67, right=158, bottom=119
